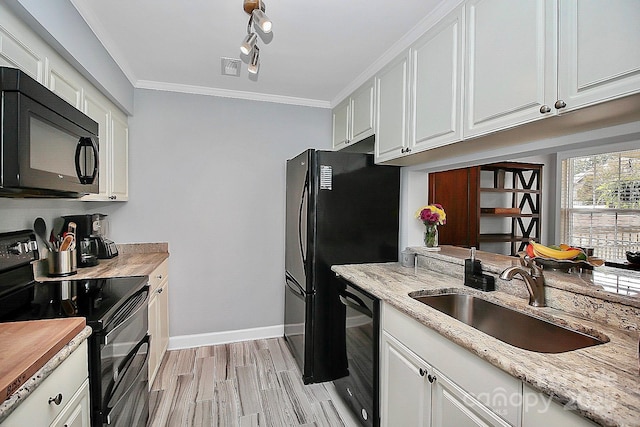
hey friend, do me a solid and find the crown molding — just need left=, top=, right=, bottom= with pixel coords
left=135, top=80, right=331, bottom=108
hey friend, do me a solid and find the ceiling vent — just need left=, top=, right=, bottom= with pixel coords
left=221, top=57, right=241, bottom=77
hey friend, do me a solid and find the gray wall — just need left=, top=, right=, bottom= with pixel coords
left=98, top=89, right=331, bottom=337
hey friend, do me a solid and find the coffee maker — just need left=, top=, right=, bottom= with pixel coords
left=62, top=214, right=118, bottom=267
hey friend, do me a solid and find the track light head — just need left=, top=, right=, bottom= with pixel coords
left=240, top=32, right=257, bottom=55
left=248, top=46, right=260, bottom=74
left=252, top=9, right=272, bottom=34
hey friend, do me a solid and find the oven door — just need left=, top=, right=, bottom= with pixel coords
left=97, top=287, right=149, bottom=427
left=103, top=334, right=150, bottom=427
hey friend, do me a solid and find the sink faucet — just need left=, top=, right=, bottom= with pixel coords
left=499, top=254, right=546, bottom=307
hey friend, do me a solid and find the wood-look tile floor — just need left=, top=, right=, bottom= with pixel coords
left=149, top=337, right=347, bottom=427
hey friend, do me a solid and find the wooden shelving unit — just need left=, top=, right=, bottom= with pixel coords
left=429, top=162, right=542, bottom=256
left=478, top=162, right=542, bottom=255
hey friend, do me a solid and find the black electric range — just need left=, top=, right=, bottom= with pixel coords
left=0, top=230, right=150, bottom=427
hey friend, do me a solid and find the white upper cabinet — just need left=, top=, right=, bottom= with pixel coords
left=82, top=89, right=129, bottom=201
left=350, top=80, right=375, bottom=143
left=410, top=6, right=464, bottom=152
left=332, top=79, right=375, bottom=150
left=332, top=99, right=350, bottom=150
left=83, top=89, right=111, bottom=201
left=375, top=52, right=410, bottom=162
left=47, top=58, right=83, bottom=110
left=463, top=0, right=557, bottom=138
left=110, top=110, right=129, bottom=201
left=557, top=0, right=640, bottom=111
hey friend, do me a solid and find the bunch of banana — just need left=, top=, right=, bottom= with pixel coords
left=528, top=242, right=586, bottom=260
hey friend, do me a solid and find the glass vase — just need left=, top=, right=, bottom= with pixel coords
left=424, top=224, right=439, bottom=248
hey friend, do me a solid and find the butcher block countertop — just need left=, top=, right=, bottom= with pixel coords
left=333, top=246, right=640, bottom=427
left=0, top=319, right=92, bottom=421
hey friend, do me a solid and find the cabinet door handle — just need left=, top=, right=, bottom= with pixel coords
left=539, top=105, right=551, bottom=114
left=427, top=374, right=436, bottom=383
left=157, top=287, right=163, bottom=294
left=554, top=100, right=567, bottom=109
left=48, top=393, right=63, bottom=405
left=419, top=368, right=426, bottom=377
left=157, top=275, right=163, bottom=279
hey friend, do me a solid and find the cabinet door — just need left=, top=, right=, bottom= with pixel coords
left=375, top=52, right=409, bottom=163
left=49, top=379, right=91, bottom=427
left=332, top=99, right=350, bottom=150
left=110, top=110, right=129, bottom=201
left=351, top=80, right=375, bottom=143
left=429, top=167, right=479, bottom=248
left=47, top=59, right=83, bottom=110
left=0, top=16, right=44, bottom=80
left=83, top=90, right=111, bottom=201
left=431, top=369, right=511, bottom=427
left=464, top=0, right=557, bottom=138
left=558, top=0, right=640, bottom=111
left=148, top=292, right=160, bottom=387
left=522, top=384, right=598, bottom=427
left=380, top=332, right=431, bottom=427
left=148, top=280, right=169, bottom=388
left=411, top=6, right=463, bottom=152
left=157, top=281, right=170, bottom=363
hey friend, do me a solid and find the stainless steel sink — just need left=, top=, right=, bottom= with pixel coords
left=411, top=292, right=607, bottom=353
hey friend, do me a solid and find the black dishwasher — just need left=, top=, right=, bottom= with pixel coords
left=334, top=279, right=379, bottom=427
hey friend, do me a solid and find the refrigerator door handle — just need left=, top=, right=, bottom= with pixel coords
left=339, top=290, right=373, bottom=318
left=285, top=271, right=305, bottom=298
left=298, top=173, right=309, bottom=272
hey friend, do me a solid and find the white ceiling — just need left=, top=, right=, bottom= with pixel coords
left=70, top=0, right=447, bottom=107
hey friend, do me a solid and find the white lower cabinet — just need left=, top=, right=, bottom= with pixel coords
left=521, top=384, right=598, bottom=427
left=431, top=367, right=510, bottom=427
left=148, top=259, right=170, bottom=387
left=49, top=379, right=91, bottom=427
left=380, top=303, right=595, bottom=427
left=381, top=332, right=432, bottom=426
left=1, top=340, right=90, bottom=427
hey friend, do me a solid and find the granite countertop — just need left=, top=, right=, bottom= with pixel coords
left=332, top=247, right=640, bottom=427
left=36, top=242, right=169, bottom=281
left=0, top=325, right=92, bottom=423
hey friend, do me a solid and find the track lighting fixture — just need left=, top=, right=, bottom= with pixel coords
left=248, top=46, right=260, bottom=74
left=240, top=0, right=272, bottom=76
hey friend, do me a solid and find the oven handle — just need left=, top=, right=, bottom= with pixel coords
left=103, top=287, right=149, bottom=346
left=339, top=290, right=372, bottom=318
left=104, top=334, right=151, bottom=425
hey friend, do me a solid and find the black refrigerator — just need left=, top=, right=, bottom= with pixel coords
left=284, top=149, right=399, bottom=384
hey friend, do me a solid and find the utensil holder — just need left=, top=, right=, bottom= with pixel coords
left=48, top=249, right=77, bottom=277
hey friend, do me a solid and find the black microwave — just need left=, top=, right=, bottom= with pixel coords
left=0, top=66, right=99, bottom=197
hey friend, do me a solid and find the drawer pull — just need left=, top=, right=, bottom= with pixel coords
left=157, top=287, right=164, bottom=294
left=419, top=368, right=426, bottom=377
left=157, top=275, right=163, bottom=279
left=48, top=393, right=63, bottom=405
left=427, top=374, right=436, bottom=383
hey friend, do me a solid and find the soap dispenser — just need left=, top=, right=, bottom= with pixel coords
left=464, top=247, right=495, bottom=291
left=464, top=247, right=482, bottom=282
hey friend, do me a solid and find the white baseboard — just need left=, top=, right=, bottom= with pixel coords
left=167, top=324, right=284, bottom=350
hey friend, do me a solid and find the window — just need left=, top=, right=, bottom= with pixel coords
left=560, top=149, right=640, bottom=260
